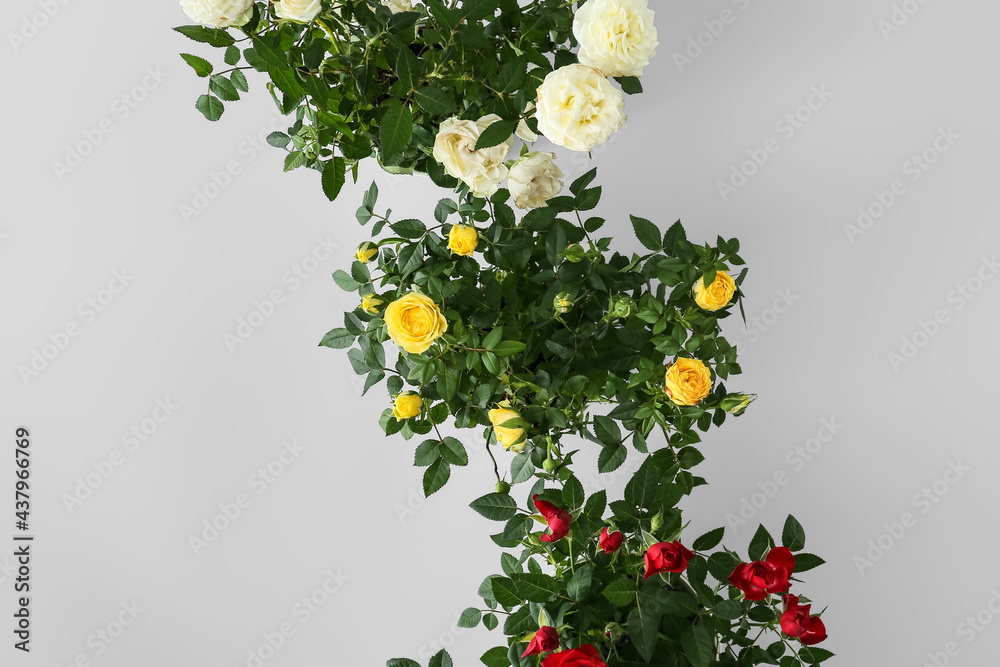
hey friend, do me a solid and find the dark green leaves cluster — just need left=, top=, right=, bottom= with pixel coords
left=175, top=0, right=635, bottom=201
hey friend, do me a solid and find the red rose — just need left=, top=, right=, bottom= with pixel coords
left=599, top=527, right=624, bottom=554
left=541, top=645, right=607, bottom=667
left=780, top=594, right=828, bottom=646
left=643, top=541, right=695, bottom=578
left=728, top=547, right=795, bottom=601
left=521, top=625, right=560, bottom=657
left=533, top=494, right=571, bottom=543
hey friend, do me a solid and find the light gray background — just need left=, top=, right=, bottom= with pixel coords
left=2, top=0, right=998, bottom=665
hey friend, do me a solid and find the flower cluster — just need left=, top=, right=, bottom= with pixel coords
left=175, top=0, right=657, bottom=203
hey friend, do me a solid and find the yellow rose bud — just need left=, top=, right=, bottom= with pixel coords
left=693, top=271, right=737, bottom=311
left=664, top=358, right=713, bottom=406
left=448, top=224, right=479, bottom=256
left=393, top=391, right=423, bottom=420
left=488, top=405, right=526, bottom=452
left=554, top=292, right=574, bottom=315
left=721, top=393, right=754, bottom=416
left=360, top=293, right=384, bottom=315
left=384, top=292, right=448, bottom=354
left=356, top=242, right=379, bottom=264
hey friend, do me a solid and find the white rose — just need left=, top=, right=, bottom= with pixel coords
left=508, top=152, right=564, bottom=209
left=382, top=0, right=413, bottom=12
left=179, top=0, right=254, bottom=28
left=535, top=64, right=626, bottom=152
left=432, top=114, right=514, bottom=197
left=274, top=0, right=323, bottom=23
left=574, top=0, right=658, bottom=78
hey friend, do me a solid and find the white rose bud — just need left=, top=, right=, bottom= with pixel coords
left=382, top=0, right=413, bottom=12
left=508, top=152, right=564, bottom=209
left=573, top=0, right=659, bottom=78
left=432, top=114, right=514, bottom=198
left=274, top=0, right=323, bottom=23
left=179, top=0, right=254, bottom=28
left=535, top=63, right=626, bottom=152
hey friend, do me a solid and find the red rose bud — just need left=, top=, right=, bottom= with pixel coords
left=643, top=541, right=695, bottom=578
left=541, top=645, right=607, bottom=667
left=728, top=546, right=795, bottom=601
left=521, top=625, right=560, bottom=657
left=533, top=494, right=571, bottom=543
left=599, top=527, right=624, bottom=554
left=781, top=595, right=828, bottom=646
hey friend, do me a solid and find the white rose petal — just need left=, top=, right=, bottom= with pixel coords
left=180, top=0, right=254, bottom=28
left=382, top=0, right=413, bottom=12
left=508, top=152, right=564, bottom=209
left=535, top=63, right=626, bottom=152
left=274, top=0, right=323, bottom=23
left=432, top=114, right=514, bottom=198
left=573, top=0, right=658, bottom=78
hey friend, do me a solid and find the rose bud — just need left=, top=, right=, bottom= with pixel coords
left=533, top=494, right=571, bottom=543
left=521, top=625, right=560, bottom=657
left=728, top=547, right=795, bottom=601
left=721, top=393, right=755, bottom=416
left=643, top=541, right=695, bottom=578
left=611, top=296, right=637, bottom=318
left=360, top=293, right=385, bottom=315
left=392, top=391, right=423, bottom=420
left=355, top=241, right=379, bottom=263
left=541, top=644, right=607, bottom=667
left=553, top=292, right=574, bottom=315
left=781, top=595, right=828, bottom=646
left=599, top=527, right=624, bottom=554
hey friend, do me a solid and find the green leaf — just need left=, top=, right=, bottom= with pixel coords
left=209, top=74, right=240, bottom=101
left=569, top=168, right=598, bottom=197
left=396, top=46, right=419, bottom=90
left=628, top=604, right=660, bottom=662
left=266, top=132, right=290, bottom=148
left=631, top=215, right=662, bottom=251
left=575, top=186, right=601, bottom=211
left=793, top=553, right=826, bottom=573
left=231, top=70, right=249, bottom=92
left=429, top=650, right=453, bottom=667
left=482, top=613, right=498, bottom=631
left=692, top=527, right=725, bottom=552
left=195, top=94, right=224, bottom=122
left=713, top=599, right=744, bottom=621
left=469, top=493, right=518, bottom=521
left=250, top=37, right=286, bottom=67
left=490, top=577, right=523, bottom=607
left=491, top=341, right=526, bottom=357
left=602, top=577, right=635, bottom=607
left=512, top=573, right=561, bottom=602
left=180, top=53, right=213, bottom=77
left=380, top=101, right=413, bottom=157
left=332, top=269, right=360, bottom=292
left=321, top=158, right=347, bottom=201
left=677, top=446, right=704, bottom=469
left=174, top=25, right=235, bottom=47
left=458, top=608, right=482, bottom=628
left=748, top=524, right=774, bottom=561
left=598, top=443, right=627, bottom=473
left=593, top=416, right=621, bottom=446
left=567, top=564, right=593, bottom=601
left=268, top=64, right=304, bottom=97
left=441, top=437, right=468, bottom=466
left=510, top=453, right=534, bottom=484
left=319, top=328, right=354, bottom=349
left=474, top=119, right=518, bottom=151
left=390, top=218, right=427, bottom=238
left=386, top=660, right=421, bottom=667
left=414, top=86, right=455, bottom=115
left=423, top=459, right=451, bottom=496
left=681, top=624, right=715, bottom=667
left=782, top=515, right=806, bottom=551
left=481, top=647, right=509, bottom=667
left=561, top=475, right=585, bottom=510
left=798, top=647, right=835, bottom=663
left=482, top=327, right=503, bottom=350
left=224, top=45, right=240, bottom=65
left=615, top=76, right=643, bottom=94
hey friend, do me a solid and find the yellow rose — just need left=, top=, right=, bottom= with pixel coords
left=356, top=242, right=379, bottom=263
left=664, top=358, right=712, bottom=406
left=488, top=405, right=526, bottom=452
left=448, top=225, right=478, bottom=256
left=384, top=292, right=448, bottom=354
left=535, top=63, right=626, bottom=152
left=360, top=293, right=384, bottom=315
left=393, top=391, right=423, bottom=420
left=693, top=271, right=736, bottom=311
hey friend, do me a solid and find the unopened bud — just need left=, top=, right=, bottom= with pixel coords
left=495, top=480, right=511, bottom=494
